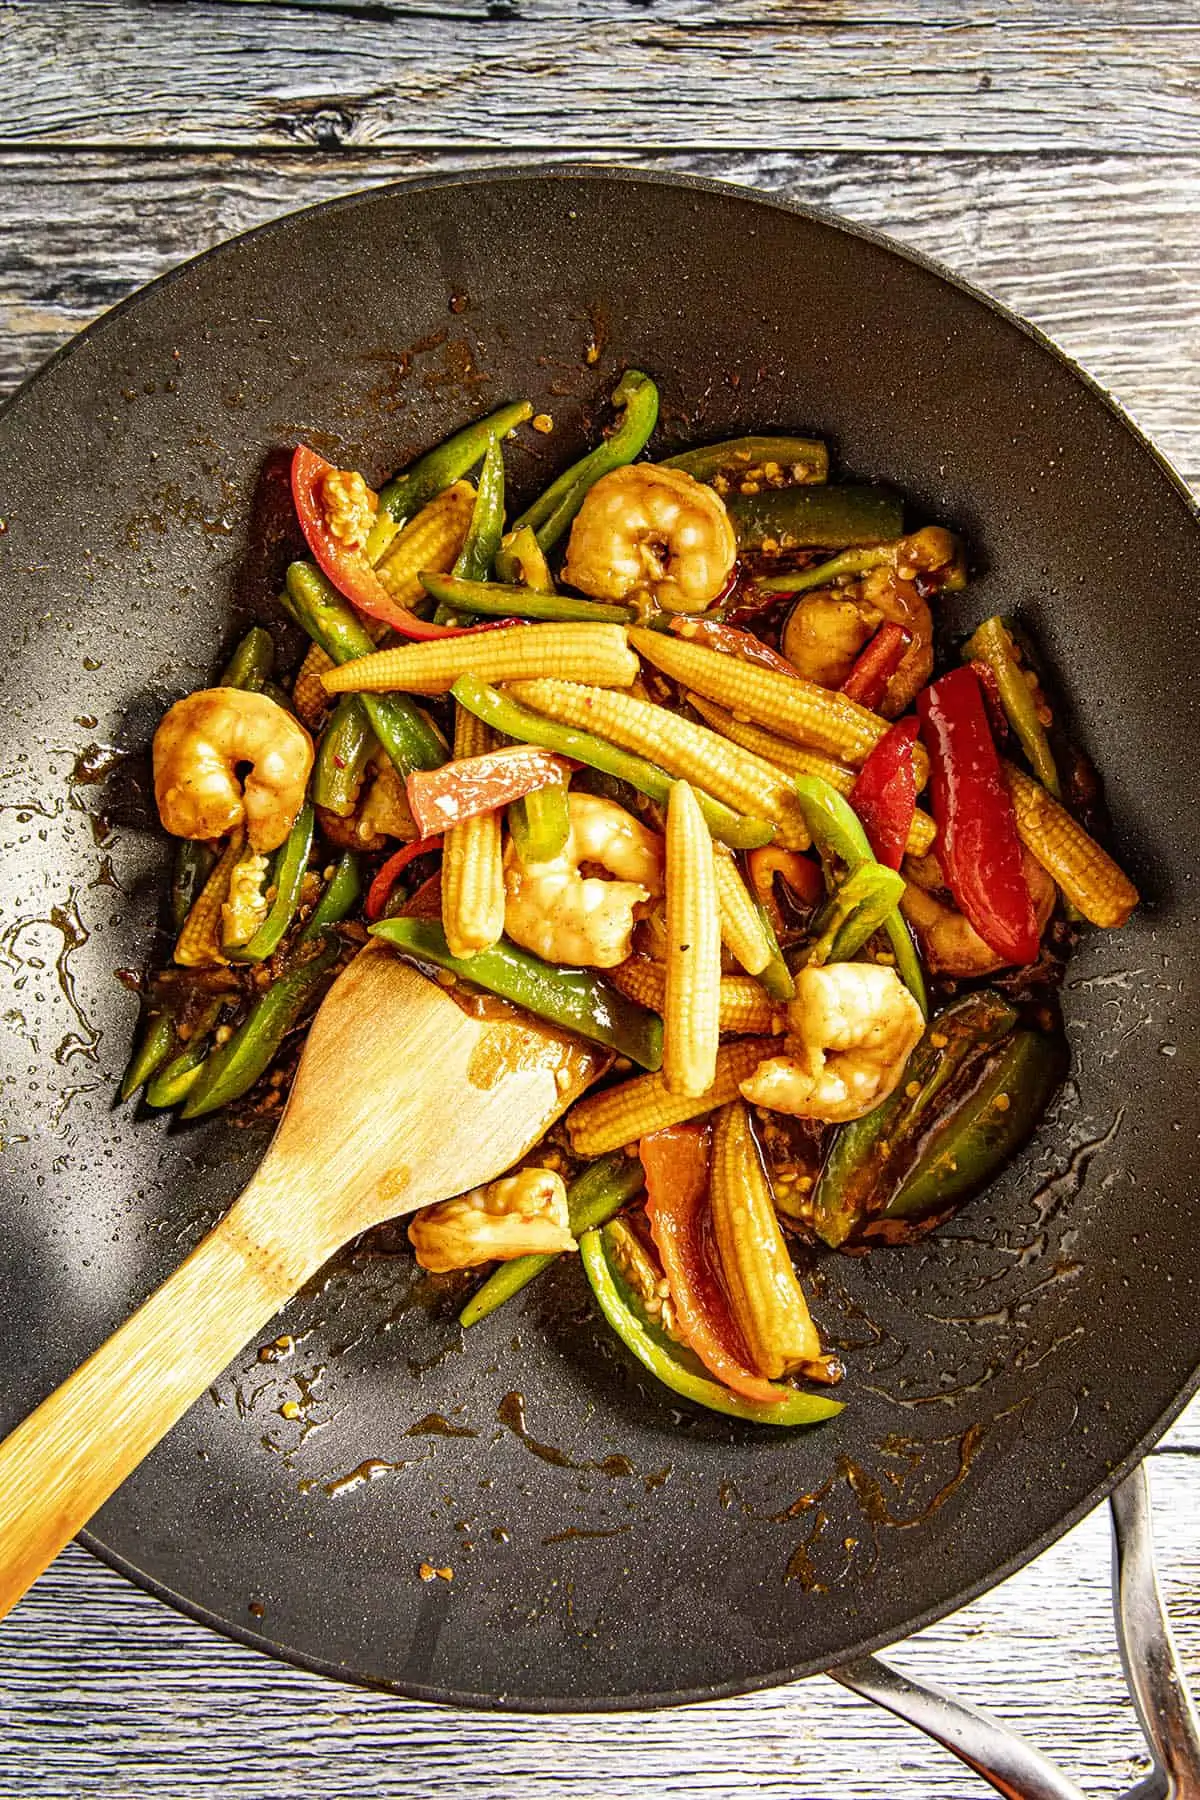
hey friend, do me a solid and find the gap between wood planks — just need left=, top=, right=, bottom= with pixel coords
left=4, top=0, right=1200, bottom=155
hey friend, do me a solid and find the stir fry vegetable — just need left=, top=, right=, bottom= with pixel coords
left=130, top=378, right=1141, bottom=1430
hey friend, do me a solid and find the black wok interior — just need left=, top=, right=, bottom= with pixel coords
left=0, top=169, right=1196, bottom=1709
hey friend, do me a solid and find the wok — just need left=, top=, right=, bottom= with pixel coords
left=0, top=168, right=1195, bottom=1711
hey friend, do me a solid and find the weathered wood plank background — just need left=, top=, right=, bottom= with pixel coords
left=1, top=3, right=1198, bottom=1796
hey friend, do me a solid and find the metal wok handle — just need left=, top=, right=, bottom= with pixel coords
left=827, top=1462, right=1200, bottom=1800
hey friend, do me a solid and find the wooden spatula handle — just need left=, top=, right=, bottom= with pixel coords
left=0, top=1194, right=314, bottom=1622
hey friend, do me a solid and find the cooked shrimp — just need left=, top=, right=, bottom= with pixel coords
left=409, top=1168, right=575, bottom=1273
left=562, top=464, right=736, bottom=614
left=504, top=792, right=664, bottom=968
left=781, top=593, right=881, bottom=688
left=153, top=687, right=313, bottom=853
left=740, top=962, right=924, bottom=1122
left=901, top=848, right=1057, bottom=976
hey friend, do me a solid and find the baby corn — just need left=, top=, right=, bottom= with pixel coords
left=629, top=625, right=888, bottom=766
left=173, top=833, right=245, bottom=967
left=690, top=693, right=936, bottom=857
left=710, top=1100, right=822, bottom=1378
left=441, top=707, right=506, bottom=956
left=373, top=480, right=475, bottom=609
left=567, top=1037, right=775, bottom=1159
left=292, top=642, right=335, bottom=730
left=505, top=677, right=811, bottom=849
left=663, top=781, right=721, bottom=1098
left=323, top=625, right=638, bottom=697
left=713, top=844, right=772, bottom=976
left=610, top=957, right=782, bottom=1037
left=1005, top=763, right=1139, bottom=927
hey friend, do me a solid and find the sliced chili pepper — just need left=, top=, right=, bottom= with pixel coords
left=641, top=1125, right=783, bottom=1404
left=370, top=917, right=663, bottom=1069
left=882, top=1026, right=1067, bottom=1224
left=667, top=616, right=801, bottom=680
left=917, top=666, right=1039, bottom=965
left=662, top=433, right=828, bottom=488
left=811, top=990, right=1019, bottom=1247
left=801, top=862, right=907, bottom=968
left=579, top=1226, right=842, bottom=1427
left=500, top=370, right=659, bottom=566
left=292, top=446, right=485, bottom=640
left=849, top=715, right=920, bottom=870
left=365, top=835, right=444, bottom=923
left=964, top=616, right=1061, bottom=797
left=377, top=400, right=532, bottom=526
left=840, top=621, right=912, bottom=709
left=459, top=1150, right=645, bottom=1328
left=181, top=855, right=361, bottom=1120
left=792, top=774, right=927, bottom=1015
left=405, top=747, right=578, bottom=839
left=120, top=1010, right=176, bottom=1102
left=970, top=656, right=1011, bottom=746
left=234, top=803, right=315, bottom=962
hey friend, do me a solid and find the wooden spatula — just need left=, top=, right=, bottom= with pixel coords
left=0, top=943, right=604, bottom=1622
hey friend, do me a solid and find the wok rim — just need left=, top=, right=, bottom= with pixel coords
left=4, top=159, right=1195, bottom=1710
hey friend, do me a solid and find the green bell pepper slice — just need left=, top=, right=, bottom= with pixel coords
left=181, top=854, right=361, bottom=1120
left=498, top=370, right=659, bottom=572
left=792, top=774, right=927, bottom=1014
left=963, top=615, right=1062, bottom=799
left=727, top=485, right=904, bottom=553
left=507, top=780, right=571, bottom=864
left=581, top=1226, right=843, bottom=1427
left=460, top=1151, right=645, bottom=1328
left=802, top=862, right=907, bottom=968
left=370, top=916, right=663, bottom=1070
left=420, top=572, right=634, bottom=625
left=234, top=804, right=315, bottom=963
left=452, top=675, right=772, bottom=851
left=377, top=400, right=533, bottom=526
left=662, top=433, right=828, bottom=488
left=283, top=562, right=446, bottom=775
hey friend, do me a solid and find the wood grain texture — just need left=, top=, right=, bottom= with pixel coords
left=0, top=1453, right=1195, bottom=1797
left=4, top=1, right=1200, bottom=153
left=2, top=2, right=1199, bottom=1790
left=3, top=149, right=1198, bottom=489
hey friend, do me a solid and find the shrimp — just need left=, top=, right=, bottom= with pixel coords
left=740, top=962, right=924, bottom=1122
left=153, top=687, right=313, bottom=853
left=409, top=1167, right=575, bottom=1273
left=562, top=463, right=737, bottom=614
left=901, top=849, right=1057, bottom=976
left=504, top=791, right=664, bottom=968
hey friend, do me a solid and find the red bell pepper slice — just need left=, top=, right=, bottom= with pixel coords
left=365, top=835, right=444, bottom=922
left=840, top=621, right=912, bottom=708
left=641, top=1125, right=784, bottom=1405
left=849, top=716, right=920, bottom=871
left=668, top=615, right=800, bottom=680
left=406, top=747, right=578, bottom=839
left=292, top=445, right=483, bottom=641
left=917, top=666, right=1039, bottom=964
